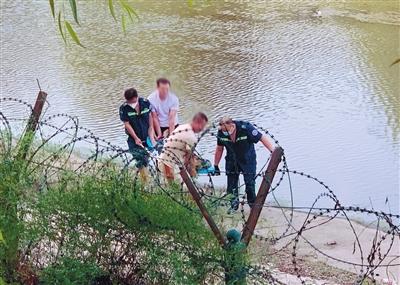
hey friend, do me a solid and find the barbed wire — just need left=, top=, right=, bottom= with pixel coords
left=0, top=97, right=398, bottom=284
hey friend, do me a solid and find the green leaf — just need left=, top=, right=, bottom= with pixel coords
left=128, top=6, right=139, bottom=20
left=49, top=0, right=55, bottom=19
left=121, top=14, right=127, bottom=35
left=119, top=0, right=139, bottom=22
left=65, top=21, right=84, bottom=47
left=108, top=0, right=116, bottom=21
left=0, top=276, right=5, bottom=285
left=390, top=58, right=400, bottom=66
left=125, top=11, right=133, bottom=23
left=69, top=0, right=79, bottom=24
left=58, top=11, right=67, bottom=44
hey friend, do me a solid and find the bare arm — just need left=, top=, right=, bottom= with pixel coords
left=152, top=112, right=162, bottom=138
left=148, top=114, right=156, bottom=146
left=260, top=134, right=275, bottom=152
left=214, top=145, right=224, bottom=166
left=168, top=109, right=177, bottom=135
left=124, top=121, right=144, bottom=148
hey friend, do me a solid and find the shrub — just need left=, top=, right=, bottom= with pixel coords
left=1, top=144, right=224, bottom=284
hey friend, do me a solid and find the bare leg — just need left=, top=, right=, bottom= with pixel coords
left=164, top=164, right=175, bottom=183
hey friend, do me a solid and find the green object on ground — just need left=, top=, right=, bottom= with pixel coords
left=226, top=229, right=241, bottom=243
left=224, top=229, right=247, bottom=285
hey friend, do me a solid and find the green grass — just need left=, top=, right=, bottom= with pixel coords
left=0, top=134, right=225, bottom=284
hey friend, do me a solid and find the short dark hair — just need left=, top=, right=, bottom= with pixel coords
left=193, top=112, right=208, bottom=123
left=156, top=78, right=170, bottom=87
left=124, top=88, right=138, bottom=101
left=219, top=117, right=233, bottom=126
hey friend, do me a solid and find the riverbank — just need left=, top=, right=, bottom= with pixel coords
left=26, top=143, right=400, bottom=284
left=1, top=132, right=398, bottom=284
left=247, top=207, right=399, bottom=284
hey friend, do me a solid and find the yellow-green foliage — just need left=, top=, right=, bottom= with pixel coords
left=0, top=144, right=223, bottom=284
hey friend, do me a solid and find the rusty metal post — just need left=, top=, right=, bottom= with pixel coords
left=180, top=167, right=227, bottom=247
left=16, top=91, right=47, bottom=160
left=241, top=147, right=283, bottom=245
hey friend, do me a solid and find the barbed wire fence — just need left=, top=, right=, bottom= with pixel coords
left=1, top=95, right=399, bottom=284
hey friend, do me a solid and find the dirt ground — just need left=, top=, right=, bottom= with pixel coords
left=221, top=206, right=399, bottom=285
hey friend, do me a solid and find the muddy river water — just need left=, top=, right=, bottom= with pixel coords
left=1, top=0, right=399, bottom=213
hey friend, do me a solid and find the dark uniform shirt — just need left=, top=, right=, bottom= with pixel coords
left=119, top=98, right=151, bottom=146
left=217, top=121, right=262, bottom=172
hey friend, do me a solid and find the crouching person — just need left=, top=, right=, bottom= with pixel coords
left=158, top=112, right=208, bottom=183
left=119, top=87, right=155, bottom=182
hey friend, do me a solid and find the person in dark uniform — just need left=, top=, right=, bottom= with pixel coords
left=213, top=117, right=275, bottom=212
left=119, top=88, right=155, bottom=182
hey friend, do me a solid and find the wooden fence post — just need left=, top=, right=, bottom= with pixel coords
left=4, top=91, right=47, bottom=281
left=179, top=168, right=227, bottom=247
left=241, top=147, right=283, bottom=245
left=180, top=147, right=283, bottom=284
left=16, top=91, right=47, bottom=160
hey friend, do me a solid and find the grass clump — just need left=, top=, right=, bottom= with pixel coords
left=0, top=134, right=224, bottom=284
left=40, top=257, right=107, bottom=285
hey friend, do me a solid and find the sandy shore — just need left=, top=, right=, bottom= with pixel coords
left=241, top=206, right=399, bottom=284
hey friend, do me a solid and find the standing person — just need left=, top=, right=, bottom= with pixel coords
left=213, top=117, right=275, bottom=212
left=148, top=78, right=179, bottom=138
left=158, top=112, right=208, bottom=182
left=119, top=88, right=155, bottom=182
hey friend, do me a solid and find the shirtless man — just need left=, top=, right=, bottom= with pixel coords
left=158, top=112, right=208, bottom=182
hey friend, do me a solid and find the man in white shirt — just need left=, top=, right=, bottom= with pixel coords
left=158, top=112, right=208, bottom=182
left=148, top=78, right=179, bottom=139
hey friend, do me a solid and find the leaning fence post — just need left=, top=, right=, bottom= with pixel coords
left=16, top=91, right=47, bottom=160
left=179, top=167, right=227, bottom=247
left=4, top=91, right=47, bottom=281
left=180, top=147, right=282, bottom=284
left=241, top=147, right=283, bottom=245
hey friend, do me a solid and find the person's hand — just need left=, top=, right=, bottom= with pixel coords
left=135, top=138, right=144, bottom=148
left=163, top=129, right=170, bottom=138
left=214, top=165, right=221, bottom=176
